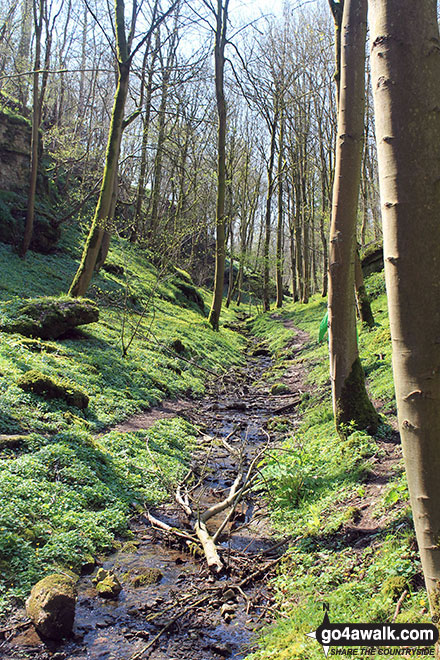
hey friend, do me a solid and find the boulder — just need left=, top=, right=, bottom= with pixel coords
left=0, top=296, right=99, bottom=339
left=25, top=573, right=76, bottom=640
left=17, top=370, right=89, bottom=409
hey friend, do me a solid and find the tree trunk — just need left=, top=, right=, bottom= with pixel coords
left=225, top=222, right=234, bottom=308
left=262, top=114, right=278, bottom=312
left=354, top=248, right=374, bottom=327
left=275, top=113, right=284, bottom=309
left=369, top=0, right=440, bottom=617
left=208, top=0, right=229, bottom=331
left=328, top=0, right=378, bottom=435
left=131, top=38, right=158, bottom=242
left=69, top=62, right=129, bottom=296
left=19, top=0, right=42, bottom=258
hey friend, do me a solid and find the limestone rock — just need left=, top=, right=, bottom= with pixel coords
left=25, top=574, right=76, bottom=640
left=17, top=370, right=89, bottom=409
left=0, top=296, right=99, bottom=339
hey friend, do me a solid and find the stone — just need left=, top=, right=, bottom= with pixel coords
left=210, top=642, right=232, bottom=657
left=131, top=568, right=163, bottom=588
left=95, top=573, right=122, bottom=599
left=80, top=555, right=95, bottom=575
left=220, top=603, right=236, bottom=619
left=25, top=573, right=77, bottom=640
left=270, top=382, right=290, bottom=395
left=17, top=370, right=89, bottom=409
left=0, top=296, right=99, bottom=339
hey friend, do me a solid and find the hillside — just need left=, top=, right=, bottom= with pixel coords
left=0, top=229, right=429, bottom=660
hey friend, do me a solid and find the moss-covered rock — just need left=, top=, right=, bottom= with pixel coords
left=93, top=570, right=122, bottom=599
left=131, top=568, right=163, bottom=587
left=270, top=383, right=290, bottom=395
left=0, top=296, right=99, bottom=339
left=0, top=434, right=29, bottom=450
left=174, top=279, right=205, bottom=315
left=17, top=370, right=89, bottom=409
left=336, top=357, right=379, bottom=436
left=25, top=573, right=77, bottom=640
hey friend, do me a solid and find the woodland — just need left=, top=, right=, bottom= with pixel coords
left=0, top=0, right=438, bottom=659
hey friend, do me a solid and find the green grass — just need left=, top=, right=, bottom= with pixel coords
left=0, top=418, right=196, bottom=615
left=246, top=275, right=428, bottom=660
left=0, top=226, right=246, bottom=618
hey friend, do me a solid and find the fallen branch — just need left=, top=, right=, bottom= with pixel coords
left=194, top=518, right=224, bottom=575
left=145, top=512, right=199, bottom=546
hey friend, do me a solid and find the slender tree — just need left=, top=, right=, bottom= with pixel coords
left=369, top=0, right=440, bottom=617
left=69, top=0, right=174, bottom=297
left=208, top=0, right=229, bottom=330
left=327, top=0, right=378, bottom=435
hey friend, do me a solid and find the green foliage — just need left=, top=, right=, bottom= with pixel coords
left=0, top=418, right=196, bottom=616
left=365, top=270, right=387, bottom=300
left=246, top=277, right=426, bottom=660
left=0, top=227, right=246, bottom=618
left=17, top=369, right=89, bottom=409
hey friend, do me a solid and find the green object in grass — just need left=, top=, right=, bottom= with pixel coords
left=318, top=311, right=328, bottom=343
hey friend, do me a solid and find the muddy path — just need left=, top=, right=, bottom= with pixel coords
left=2, top=324, right=309, bottom=660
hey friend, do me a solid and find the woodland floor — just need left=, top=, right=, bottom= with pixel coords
left=0, top=317, right=405, bottom=660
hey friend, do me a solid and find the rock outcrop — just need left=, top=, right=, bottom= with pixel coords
left=0, top=296, right=99, bottom=339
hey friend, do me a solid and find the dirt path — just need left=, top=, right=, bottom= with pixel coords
left=2, top=324, right=310, bottom=660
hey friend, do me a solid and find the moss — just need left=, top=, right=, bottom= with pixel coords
left=120, top=541, right=139, bottom=553
left=382, top=575, right=408, bottom=599
left=270, top=383, right=290, bottom=395
left=336, top=357, right=379, bottom=437
left=25, top=573, right=76, bottom=640
left=130, top=568, right=163, bottom=587
left=17, top=370, right=89, bottom=409
left=357, top=285, right=375, bottom=328
left=95, top=573, right=122, bottom=599
left=0, top=434, right=29, bottom=451
left=0, top=296, right=99, bottom=339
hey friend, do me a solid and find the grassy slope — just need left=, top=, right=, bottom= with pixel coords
left=247, top=272, right=428, bottom=660
left=0, top=226, right=246, bottom=618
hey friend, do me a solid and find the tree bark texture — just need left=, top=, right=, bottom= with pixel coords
left=354, top=247, right=374, bottom=327
left=208, top=0, right=229, bottom=330
left=369, top=0, right=440, bottom=614
left=275, top=113, right=284, bottom=309
left=262, top=114, right=278, bottom=312
left=328, top=0, right=378, bottom=435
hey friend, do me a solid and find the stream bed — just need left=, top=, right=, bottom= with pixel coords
left=3, top=342, right=304, bottom=660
